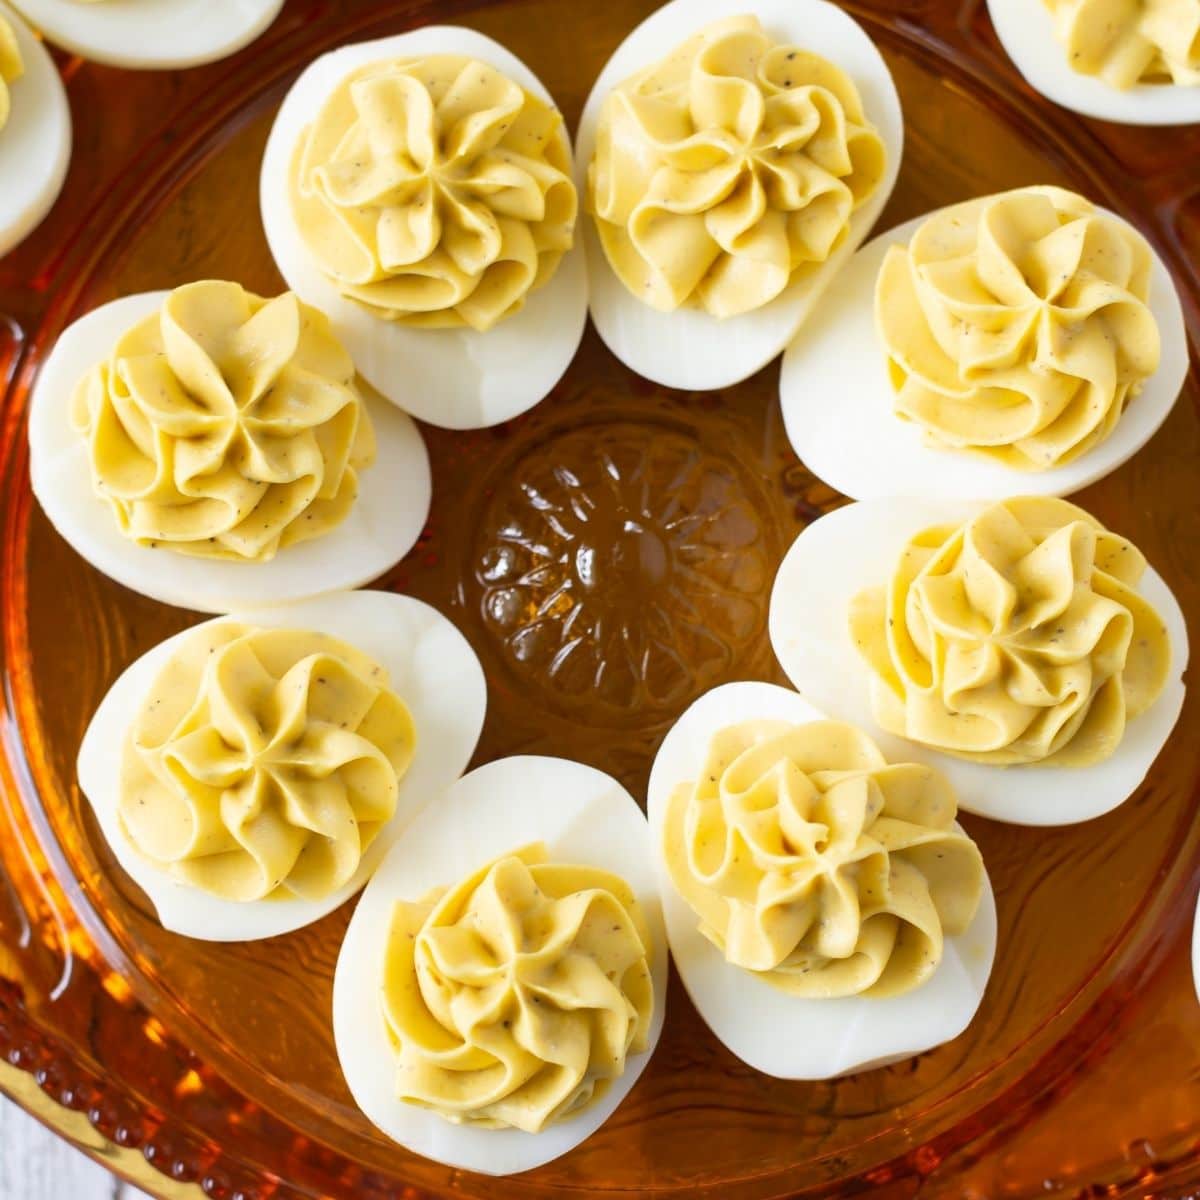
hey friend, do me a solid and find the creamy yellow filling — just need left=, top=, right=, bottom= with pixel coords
left=664, top=720, right=983, bottom=999
left=1045, top=0, right=1200, bottom=88
left=119, top=623, right=415, bottom=902
left=587, top=14, right=886, bottom=318
left=289, top=54, right=577, bottom=332
left=0, top=16, right=24, bottom=135
left=71, top=280, right=376, bottom=561
left=876, top=186, right=1160, bottom=471
left=382, top=843, right=653, bottom=1132
left=849, top=497, right=1171, bottom=766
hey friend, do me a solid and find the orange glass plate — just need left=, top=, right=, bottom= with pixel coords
left=1, top=2, right=1199, bottom=1197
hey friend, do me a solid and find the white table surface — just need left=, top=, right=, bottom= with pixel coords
left=0, top=1097, right=154, bottom=1199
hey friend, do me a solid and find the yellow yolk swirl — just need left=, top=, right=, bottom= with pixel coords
left=381, top=844, right=653, bottom=1132
left=664, top=720, right=983, bottom=999
left=0, top=16, right=23, bottom=134
left=1045, top=0, right=1200, bottom=88
left=876, top=186, right=1160, bottom=470
left=289, top=54, right=578, bottom=332
left=71, top=280, right=376, bottom=561
left=849, top=497, right=1171, bottom=766
left=587, top=14, right=886, bottom=318
left=119, top=623, right=415, bottom=901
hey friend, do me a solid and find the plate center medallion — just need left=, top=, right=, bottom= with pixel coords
left=472, top=418, right=776, bottom=724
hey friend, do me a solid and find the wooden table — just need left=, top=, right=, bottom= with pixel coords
left=0, top=1097, right=153, bottom=1199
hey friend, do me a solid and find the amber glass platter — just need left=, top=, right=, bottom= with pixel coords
left=1, top=1, right=1199, bottom=1196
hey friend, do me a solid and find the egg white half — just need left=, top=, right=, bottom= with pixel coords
left=768, top=498, right=1189, bottom=826
left=333, top=754, right=668, bottom=1176
left=575, top=0, right=902, bottom=392
left=988, top=0, right=1200, bottom=125
left=76, top=590, right=486, bottom=941
left=0, top=2, right=69, bottom=257
left=1193, top=892, right=1200, bottom=1005
left=10, top=0, right=283, bottom=69
left=779, top=207, right=1189, bottom=500
left=260, top=27, right=588, bottom=431
left=647, top=679, right=997, bottom=1079
left=28, top=290, right=432, bottom=613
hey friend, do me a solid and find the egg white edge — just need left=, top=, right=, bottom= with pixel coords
left=75, top=589, right=487, bottom=942
left=260, top=26, right=588, bottom=431
left=987, top=0, right=1200, bottom=126
left=28, top=290, right=433, bottom=614
left=1192, top=889, right=1200, bottom=1005
left=574, top=0, right=904, bottom=392
left=767, top=498, right=1190, bottom=826
left=646, top=679, right=997, bottom=1079
left=0, top=2, right=70, bottom=257
left=332, top=754, right=668, bottom=1176
left=9, top=0, right=284, bottom=70
left=779, top=204, right=1190, bottom=500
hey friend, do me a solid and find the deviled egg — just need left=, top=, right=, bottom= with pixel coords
left=77, top=590, right=486, bottom=941
left=260, top=27, right=587, bottom=430
left=334, top=755, right=666, bottom=1175
left=989, top=0, right=1200, bottom=125
left=780, top=185, right=1189, bottom=500
left=576, top=0, right=902, bottom=390
left=769, top=497, right=1188, bottom=826
left=1193, top=890, right=1200, bottom=1004
left=29, top=282, right=431, bottom=613
left=10, top=0, right=284, bottom=69
left=0, top=3, right=69, bottom=257
left=647, top=680, right=996, bottom=1078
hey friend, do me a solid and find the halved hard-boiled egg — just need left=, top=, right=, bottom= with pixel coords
left=0, top=3, right=69, bottom=257
left=1193, top=891, right=1200, bottom=1004
left=28, top=285, right=431, bottom=613
left=10, top=0, right=284, bottom=69
left=77, top=590, right=486, bottom=941
left=989, top=0, right=1200, bottom=125
left=260, top=27, right=588, bottom=430
left=576, top=0, right=903, bottom=391
left=647, top=679, right=996, bottom=1078
left=769, top=497, right=1188, bottom=826
left=780, top=186, right=1189, bottom=500
left=334, top=755, right=667, bottom=1174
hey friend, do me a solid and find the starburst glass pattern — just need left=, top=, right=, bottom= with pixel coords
left=473, top=422, right=772, bottom=718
